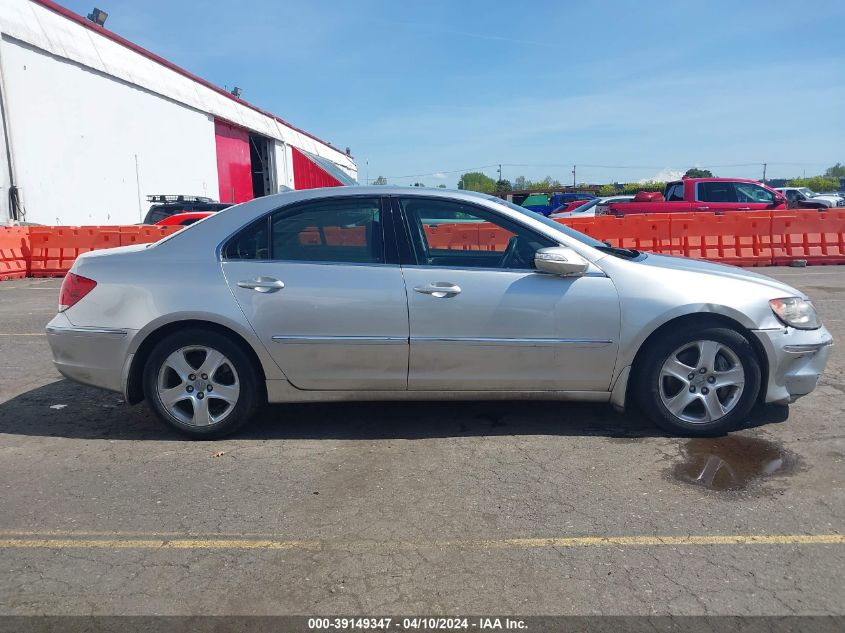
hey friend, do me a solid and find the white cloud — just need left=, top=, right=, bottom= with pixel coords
left=642, top=169, right=683, bottom=183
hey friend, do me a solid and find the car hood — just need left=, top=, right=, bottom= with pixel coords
left=637, top=253, right=805, bottom=298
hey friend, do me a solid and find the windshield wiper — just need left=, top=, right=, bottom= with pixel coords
left=596, top=243, right=640, bottom=258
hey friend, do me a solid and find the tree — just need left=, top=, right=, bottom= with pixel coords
left=513, top=176, right=527, bottom=190
left=684, top=168, right=713, bottom=178
left=495, top=179, right=512, bottom=192
left=457, top=172, right=496, bottom=193
left=597, top=181, right=665, bottom=196
left=787, top=176, right=840, bottom=191
left=437, top=184, right=447, bottom=188
left=371, top=175, right=387, bottom=185
left=824, top=163, right=845, bottom=178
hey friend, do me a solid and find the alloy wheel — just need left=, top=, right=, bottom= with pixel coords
left=156, top=346, right=240, bottom=426
left=658, top=339, right=745, bottom=424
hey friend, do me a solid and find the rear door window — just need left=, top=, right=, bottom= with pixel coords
left=697, top=182, right=738, bottom=203
left=270, top=198, right=384, bottom=264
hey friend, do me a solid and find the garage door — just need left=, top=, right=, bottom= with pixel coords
left=291, top=146, right=348, bottom=189
left=214, top=120, right=252, bottom=203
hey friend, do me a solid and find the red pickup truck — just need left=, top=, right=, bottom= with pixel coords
left=605, top=177, right=787, bottom=216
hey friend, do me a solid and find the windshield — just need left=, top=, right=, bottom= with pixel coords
left=474, top=193, right=607, bottom=249
left=798, top=187, right=817, bottom=197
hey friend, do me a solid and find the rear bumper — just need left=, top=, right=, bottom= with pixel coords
left=46, top=313, right=137, bottom=394
left=752, top=325, right=833, bottom=404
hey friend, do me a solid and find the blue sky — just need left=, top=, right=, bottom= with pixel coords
left=63, top=0, right=845, bottom=185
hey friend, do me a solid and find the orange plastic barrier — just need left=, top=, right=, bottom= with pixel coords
left=29, top=226, right=121, bottom=277
left=0, top=227, right=30, bottom=280
left=557, top=217, right=603, bottom=241
left=588, top=215, right=675, bottom=254
left=478, top=223, right=511, bottom=252
left=449, top=223, right=480, bottom=251
left=423, top=224, right=451, bottom=250
left=670, top=212, right=773, bottom=266
left=772, top=209, right=845, bottom=265
left=118, top=225, right=182, bottom=246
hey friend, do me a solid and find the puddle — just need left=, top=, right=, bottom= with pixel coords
left=671, top=435, right=799, bottom=492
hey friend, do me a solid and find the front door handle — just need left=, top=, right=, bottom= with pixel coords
left=237, top=277, right=285, bottom=293
left=736, top=207, right=752, bottom=210
left=414, top=282, right=461, bottom=298
left=695, top=206, right=710, bottom=211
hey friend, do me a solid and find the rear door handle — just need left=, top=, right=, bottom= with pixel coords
left=736, top=207, right=752, bottom=211
left=237, top=277, right=285, bottom=293
left=413, top=282, right=461, bottom=298
left=695, top=206, right=710, bottom=211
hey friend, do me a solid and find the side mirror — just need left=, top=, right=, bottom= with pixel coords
left=534, top=247, right=589, bottom=277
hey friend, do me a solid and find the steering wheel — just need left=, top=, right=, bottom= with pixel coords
left=500, top=235, right=520, bottom=268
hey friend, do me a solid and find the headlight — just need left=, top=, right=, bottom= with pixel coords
left=769, top=297, right=821, bottom=330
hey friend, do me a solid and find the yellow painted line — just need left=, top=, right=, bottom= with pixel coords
left=482, top=534, right=845, bottom=547
left=0, top=533, right=842, bottom=551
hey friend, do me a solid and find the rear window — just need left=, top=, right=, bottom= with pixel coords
left=665, top=183, right=684, bottom=202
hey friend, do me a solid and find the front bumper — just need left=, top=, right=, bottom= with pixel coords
left=46, top=312, right=137, bottom=394
left=752, top=325, right=833, bottom=404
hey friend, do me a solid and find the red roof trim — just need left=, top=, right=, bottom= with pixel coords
left=31, top=0, right=348, bottom=157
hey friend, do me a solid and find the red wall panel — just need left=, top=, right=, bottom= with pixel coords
left=214, top=120, right=253, bottom=203
left=291, top=146, right=343, bottom=190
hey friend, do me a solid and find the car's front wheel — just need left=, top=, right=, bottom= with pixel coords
left=636, top=327, right=761, bottom=436
left=143, top=328, right=263, bottom=439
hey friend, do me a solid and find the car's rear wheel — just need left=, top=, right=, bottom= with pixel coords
left=143, top=328, right=262, bottom=439
left=636, top=327, right=761, bottom=436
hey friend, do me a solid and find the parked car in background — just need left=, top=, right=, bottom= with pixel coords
left=548, top=199, right=591, bottom=216
left=155, top=212, right=215, bottom=226
left=819, top=192, right=845, bottom=203
left=47, top=187, right=831, bottom=439
left=143, top=195, right=232, bottom=225
left=521, top=192, right=596, bottom=216
left=595, top=195, right=635, bottom=216
left=550, top=196, right=635, bottom=219
left=606, top=178, right=787, bottom=216
left=775, top=187, right=845, bottom=209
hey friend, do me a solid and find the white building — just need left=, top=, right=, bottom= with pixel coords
left=0, top=0, right=358, bottom=225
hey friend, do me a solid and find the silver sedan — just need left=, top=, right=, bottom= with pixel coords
left=47, top=187, right=833, bottom=438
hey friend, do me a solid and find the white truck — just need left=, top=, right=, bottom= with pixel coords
left=775, top=187, right=845, bottom=209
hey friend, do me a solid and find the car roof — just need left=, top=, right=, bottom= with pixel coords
left=151, top=186, right=607, bottom=261
left=680, top=177, right=767, bottom=184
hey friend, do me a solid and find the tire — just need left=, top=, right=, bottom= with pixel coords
left=635, top=327, right=761, bottom=436
left=142, top=328, right=263, bottom=439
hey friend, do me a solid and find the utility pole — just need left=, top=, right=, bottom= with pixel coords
left=762, top=163, right=767, bottom=183
left=572, top=165, right=576, bottom=189
left=497, top=164, right=502, bottom=182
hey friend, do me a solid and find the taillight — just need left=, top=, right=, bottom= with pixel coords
left=59, top=273, right=97, bottom=312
